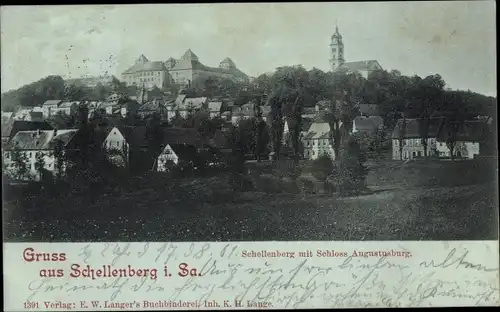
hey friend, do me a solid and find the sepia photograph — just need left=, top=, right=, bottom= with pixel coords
left=2, top=2, right=498, bottom=243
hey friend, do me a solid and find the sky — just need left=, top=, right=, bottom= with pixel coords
left=1, top=2, right=497, bottom=96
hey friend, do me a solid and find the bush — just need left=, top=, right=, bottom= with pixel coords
left=328, top=137, right=368, bottom=195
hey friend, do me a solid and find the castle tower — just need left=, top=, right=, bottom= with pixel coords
left=329, top=25, right=345, bottom=71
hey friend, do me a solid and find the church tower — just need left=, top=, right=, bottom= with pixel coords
left=330, top=25, right=345, bottom=71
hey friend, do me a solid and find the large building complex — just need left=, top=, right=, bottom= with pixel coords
left=121, top=49, right=249, bottom=89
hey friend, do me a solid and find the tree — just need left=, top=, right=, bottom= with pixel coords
left=324, top=72, right=364, bottom=160
left=398, top=114, right=407, bottom=160
left=306, top=154, right=334, bottom=190
left=145, top=113, right=164, bottom=170
left=34, top=151, right=46, bottom=180
left=53, top=139, right=66, bottom=180
left=11, top=147, right=29, bottom=180
left=329, top=136, right=368, bottom=195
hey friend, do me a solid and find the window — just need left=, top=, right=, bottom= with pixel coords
left=116, top=141, right=119, bottom=147
left=332, top=48, right=336, bottom=52
left=6, top=153, right=9, bottom=159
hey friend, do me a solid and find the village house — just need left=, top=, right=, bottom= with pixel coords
left=435, top=120, right=487, bottom=159
left=13, top=109, right=44, bottom=122
left=57, top=101, right=79, bottom=116
left=1, top=120, right=53, bottom=145
left=137, top=99, right=167, bottom=119
left=391, top=118, right=444, bottom=160
left=41, top=100, right=62, bottom=118
left=3, top=129, right=79, bottom=181
left=301, top=122, right=335, bottom=160
left=156, top=143, right=199, bottom=171
left=154, top=127, right=205, bottom=172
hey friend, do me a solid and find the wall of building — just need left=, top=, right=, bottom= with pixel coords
left=392, top=138, right=438, bottom=160
left=435, top=141, right=479, bottom=159
left=302, top=137, right=335, bottom=160
left=3, top=150, right=59, bottom=181
left=122, top=70, right=170, bottom=89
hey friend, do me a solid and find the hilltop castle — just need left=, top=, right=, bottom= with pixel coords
left=121, top=49, right=249, bottom=89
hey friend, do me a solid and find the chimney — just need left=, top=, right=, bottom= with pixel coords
left=37, top=129, right=41, bottom=136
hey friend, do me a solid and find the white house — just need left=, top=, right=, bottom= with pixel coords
left=3, top=129, right=79, bottom=180
left=41, top=100, right=62, bottom=118
left=57, top=101, right=79, bottom=116
left=156, top=143, right=199, bottom=172
left=102, top=126, right=130, bottom=166
left=435, top=121, right=486, bottom=159
left=391, top=118, right=444, bottom=160
left=301, top=122, right=335, bottom=160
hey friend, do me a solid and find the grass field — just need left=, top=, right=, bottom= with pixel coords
left=3, top=159, right=498, bottom=242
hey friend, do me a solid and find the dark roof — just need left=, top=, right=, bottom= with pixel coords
left=359, top=104, right=380, bottom=116
left=391, top=118, right=444, bottom=139
left=167, top=143, right=199, bottom=161
left=42, top=100, right=63, bottom=107
left=6, top=129, right=78, bottom=150
left=437, top=120, right=489, bottom=143
left=161, top=127, right=204, bottom=147
left=1, top=120, right=53, bottom=138
left=336, top=60, right=382, bottom=72
left=353, top=116, right=383, bottom=133
left=138, top=100, right=166, bottom=112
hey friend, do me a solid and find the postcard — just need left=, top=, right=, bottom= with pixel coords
left=2, top=2, right=498, bottom=310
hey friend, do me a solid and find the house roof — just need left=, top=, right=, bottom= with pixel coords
left=161, top=127, right=204, bottom=147
left=42, top=100, right=63, bottom=107
left=353, top=116, right=383, bottom=132
left=437, top=120, right=489, bottom=143
left=1, top=120, right=53, bottom=138
left=138, top=100, right=166, bottom=112
left=308, top=122, right=331, bottom=134
left=165, top=143, right=199, bottom=161
left=336, top=60, right=382, bottom=73
left=180, top=97, right=208, bottom=110
left=391, top=118, right=445, bottom=139
left=302, top=131, right=330, bottom=140
left=6, top=129, right=78, bottom=150
left=359, top=104, right=380, bottom=116
left=59, top=101, right=79, bottom=108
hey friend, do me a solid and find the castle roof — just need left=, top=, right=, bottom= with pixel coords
left=220, top=57, right=236, bottom=67
left=181, top=49, right=199, bottom=61
left=122, top=54, right=167, bottom=74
